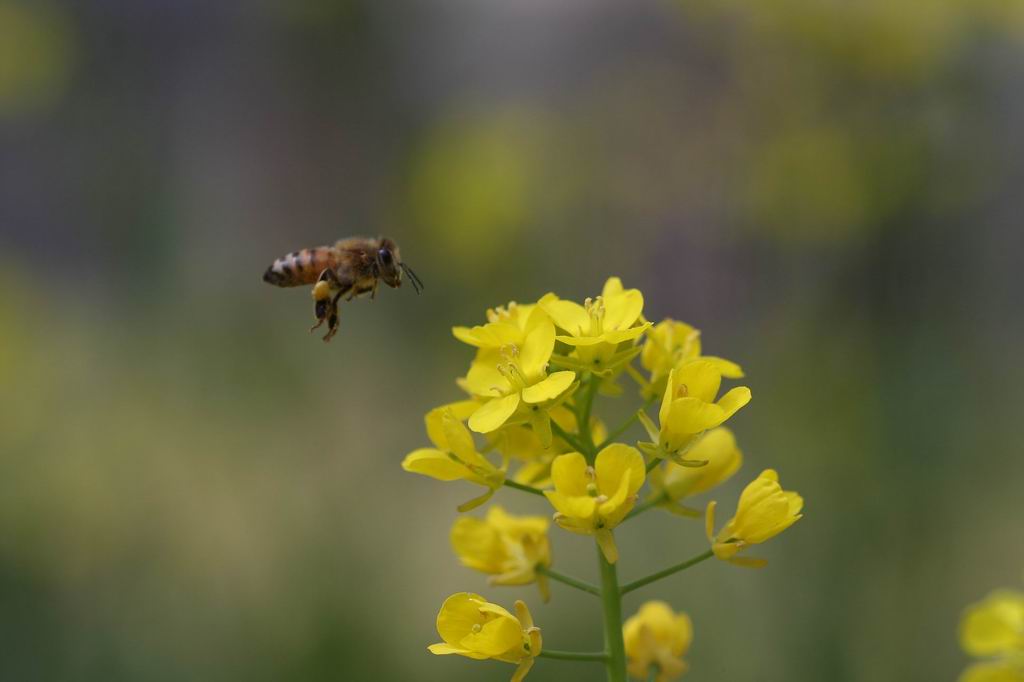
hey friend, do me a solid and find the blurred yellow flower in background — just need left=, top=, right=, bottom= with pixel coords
left=429, top=592, right=541, bottom=682
left=401, top=407, right=505, bottom=511
left=544, top=444, right=645, bottom=563
left=958, top=590, right=1024, bottom=682
left=959, top=661, right=1024, bottom=682
left=705, top=469, right=803, bottom=567
left=648, top=427, right=743, bottom=517
left=623, top=601, right=693, bottom=682
left=451, top=505, right=552, bottom=601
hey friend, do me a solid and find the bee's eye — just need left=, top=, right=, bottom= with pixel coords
left=378, top=248, right=394, bottom=266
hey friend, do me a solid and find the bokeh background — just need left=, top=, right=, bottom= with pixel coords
left=2, top=1, right=1023, bottom=680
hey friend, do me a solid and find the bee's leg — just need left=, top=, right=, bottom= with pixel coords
left=370, top=278, right=379, bottom=300
left=321, top=288, right=347, bottom=342
left=310, top=280, right=335, bottom=333
left=310, top=269, right=347, bottom=334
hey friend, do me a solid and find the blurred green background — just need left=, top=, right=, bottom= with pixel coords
left=2, top=1, right=1023, bottom=680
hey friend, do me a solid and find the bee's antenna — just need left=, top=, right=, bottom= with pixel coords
left=401, top=263, right=424, bottom=294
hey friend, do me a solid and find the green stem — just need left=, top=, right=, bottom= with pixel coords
left=502, top=479, right=546, bottom=497
left=597, top=396, right=657, bottom=450
left=619, top=549, right=714, bottom=595
left=536, top=565, right=601, bottom=597
left=624, top=492, right=666, bottom=521
left=645, top=457, right=662, bottom=474
left=625, top=363, right=652, bottom=392
left=538, top=649, right=608, bottom=662
left=579, top=374, right=600, bottom=451
left=550, top=421, right=590, bottom=456
left=598, top=545, right=628, bottom=682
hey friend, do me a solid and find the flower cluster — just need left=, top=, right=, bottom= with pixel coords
left=959, top=583, right=1024, bottom=682
left=403, top=277, right=804, bottom=681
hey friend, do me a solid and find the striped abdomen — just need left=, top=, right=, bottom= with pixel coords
left=262, top=247, right=338, bottom=287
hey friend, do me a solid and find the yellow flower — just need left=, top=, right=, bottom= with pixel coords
left=640, top=319, right=743, bottom=399
left=428, top=593, right=541, bottom=682
left=624, top=601, right=693, bottom=682
left=705, top=469, right=803, bottom=567
left=402, top=406, right=505, bottom=512
left=960, top=590, right=1024, bottom=660
left=641, top=360, right=751, bottom=462
left=648, top=427, right=742, bottom=517
left=539, top=277, right=652, bottom=373
left=451, top=505, right=553, bottom=601
left=544, top=444, right=645, bottom=564
left=453, top=301, right=546, bottom=350
left=461, top=317, right=577, bottom=443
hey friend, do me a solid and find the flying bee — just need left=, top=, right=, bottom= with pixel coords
left=262, top=236, right=423, bottom=342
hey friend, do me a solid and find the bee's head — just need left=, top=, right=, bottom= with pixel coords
left=375, top=238, right=402, bottom=288
left=376, top=237, right=423, bottom=294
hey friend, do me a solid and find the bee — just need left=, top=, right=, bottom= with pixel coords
left=262, top=236, right=423, bottom=342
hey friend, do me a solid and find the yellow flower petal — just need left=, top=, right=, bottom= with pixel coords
left=452, top=322, right=521, bottom=349
left=602, top=289, right=644, bottom=331
left=550, top=452, right=590, bottom=497
left=702, top=355, right=745, bottom=379
left=602, top=276, right=625, bottom=297
left=402, top=448, right=469, bottom=481
left=519, top=320, right=556, bottom=380
left=460, top=615, right=522, bottom=656
left=554, top=335, right=608, bottom=347
left=521, top=371, right=575, bottom=403
left=428, top=642, right=488, bottom=659
left=544, top=491, right=597, bottom=520
left=598, top=473, right=636, bottom=526
left=442, top=410, right=485, bottom=465
left=426, top=402, right=481, bottom=448
left=540, top=298, right=589, bottom=336
left=463, top=360, right=512, bottom=397
left=436, top=592, right=487, bottom=644
left=594, top=444, right=646, bottom=498
left=659, top=368, right=677, bottom=427
left=674, top=360, right=722, bottom=403
left=717, top=386, right=752, bottom=420
left=666, top=397, right=726, bottom=434
left=601, top=323, right=651, bottom=344
left=469, top=394, right=521, bottom=433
